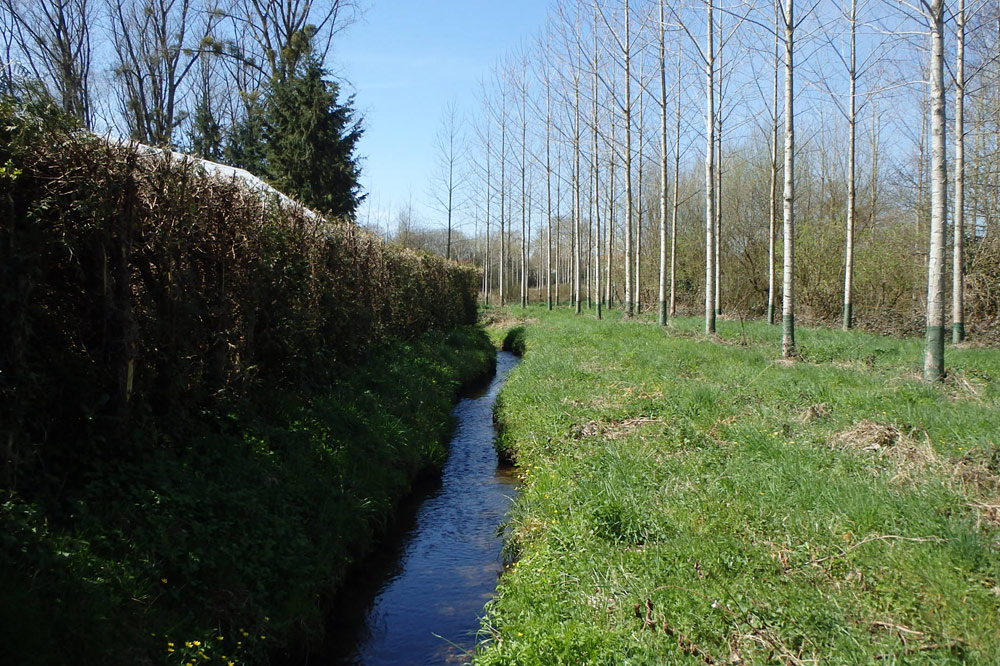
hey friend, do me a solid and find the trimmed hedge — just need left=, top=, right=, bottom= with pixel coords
left=0, top=99, right=487, bottom=665
left=1, top=100, right=478, bottom=485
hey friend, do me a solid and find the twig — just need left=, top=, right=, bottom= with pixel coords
left=804, top=534, right=946, bottom=567
left=873, top=641, right=961, bottom=660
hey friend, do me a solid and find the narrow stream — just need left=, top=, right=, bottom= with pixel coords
left=321, top=351, right=520, bottom=666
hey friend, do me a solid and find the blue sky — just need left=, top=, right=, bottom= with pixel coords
left=330, top=1, right=550, bottom=232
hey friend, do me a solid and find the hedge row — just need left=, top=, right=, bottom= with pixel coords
left=0, top=99, right=487, bottom=665
left=0, top=100, right=478, bottom=488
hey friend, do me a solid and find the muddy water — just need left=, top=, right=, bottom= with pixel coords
left=324, top=351, right=520, bottom=666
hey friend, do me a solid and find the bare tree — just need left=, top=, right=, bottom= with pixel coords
left=706, top=0, right=717, bottom=334
left=714, top=9, right=723, bottom=318
left=2, top=0, right=93, bottom=125
left=499, top=76, right=509, bottom=307
left=597, top=0, right=635, bottom=317
left=109, top=0, right=215, bottom=145
left=516, top=51, right=530, bottom=307
left=671, top=0, right=718, bottom=333
left=430, top=101, right=467, bottom=261
left=924, top=0, right=947, bottom=379
left=843, top=0, right=859, bottom=329
left=229, top=0, right=360, bottom=78
left=781, top=0, right=796, bottom=358
left=669, top=38, right=682, bottom=319
left=953, top=0, right=966, bottom=342
left=768, top=0, right=780, bottom=325
left=592, top=0, right=603, bottom=320
left=658, top=0, right=668, bottom=325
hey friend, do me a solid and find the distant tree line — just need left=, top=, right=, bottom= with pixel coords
left=0, top=0, right=364, bottom=218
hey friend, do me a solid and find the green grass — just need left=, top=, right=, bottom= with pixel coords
left=0, top=325, right=495, bottom=666
left=476, top=307, right=1000, bottom=665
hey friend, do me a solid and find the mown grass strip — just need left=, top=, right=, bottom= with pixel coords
left=478, top=307, right=999, bottom=665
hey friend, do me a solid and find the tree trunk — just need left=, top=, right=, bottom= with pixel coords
left=768, top=1, right=779, bottom=326
left=604, top=115, right=615, bottom=310
left=594, top=2, right=603, bottom=320
left=574, top=65, right=583, bottom=315
left=658, top=0, right=668, bottom=326
left=924, top=0, right=947, bottom=380
left=781, top=0, right=796, bottom=358
left=500, top=92, right=507, bottom=307
left=953, top=0, right=966, bottom=343
left=843, top=0, right=857, bottom=330
left=485, top=129, right=492, bottom=305
left=520, top=64, right=528, bottom=309
left=546, top=69, right=554, bottom=311
left=624, top=0, right=634, bottom=317
left=705, top=0, right=717, bottom=335
left=715, top=18, right=723, bottom=317
left=670, top=41, right=681, bottom=319
left=635, top=62, right=644, bottom=315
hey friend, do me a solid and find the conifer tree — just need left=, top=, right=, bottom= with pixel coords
left=224, top=90, right=267, bottom=174
left=263, top=49, right=364, bottom=219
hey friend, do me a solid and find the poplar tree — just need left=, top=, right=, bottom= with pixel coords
left=923, top=0, right=947, bottom=380
left=952, top=0, right=966, bottom=343
left=781, top=0, right=796, bottom=358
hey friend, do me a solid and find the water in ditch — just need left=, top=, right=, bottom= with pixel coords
left=321, top=350, right=520, bottom=666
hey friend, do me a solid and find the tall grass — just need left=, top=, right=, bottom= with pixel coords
left=479, top=307, right=999, bottom=665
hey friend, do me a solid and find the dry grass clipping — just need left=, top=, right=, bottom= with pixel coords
left=834, top=420, right=1000, bottom=528
left=797, top=402, right=831, bottom=424
left=480, top=311, right=538, bottom=330
left=571, top=417, right=664, bottom=441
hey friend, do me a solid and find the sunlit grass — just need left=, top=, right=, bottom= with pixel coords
left=477, top=306, right=1000, bottom=665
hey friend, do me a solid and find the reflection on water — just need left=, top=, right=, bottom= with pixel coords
left=322, top=351, right=520, bottom=666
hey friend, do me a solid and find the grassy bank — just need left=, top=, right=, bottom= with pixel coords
left=478, top=307, right=999, bottom=665
left=0, top=325, right=494, bottom=666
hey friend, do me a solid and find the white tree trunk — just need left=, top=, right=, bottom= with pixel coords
left=635, top=61, right=644, bottom=315
left=499, top=88, right=507, bottom=307
left=574, top=65, right=583, bottom=315
left=520, top=62, right=528, bottom=309
left=715, top=18, right=723, bottom=317
left=924, top=0, right=948, bottom=380
left=670, top=41, right=681, bottom=318
left=546, top=65, right=554, bottom=311
left=594, top=1, right=603, bottom=320
left=953, top=0, right=966, bottom=343
left=768, top=2, right=779, bottom=326
left=843, top=0, right=857, bottom=330
left=781, top=0, right=796, bottom=358
left=705, top=0, right=717, bottom=335
left=624, top=0, right=634, bottom=317
left=658, top=0, right=668, bottom=325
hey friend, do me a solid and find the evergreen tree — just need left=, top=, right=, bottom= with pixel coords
left=225, top=90, right=267, bottom=175
left=264, top=52, right=364, bottom=219
left=189, top=93, right=223, bottom=161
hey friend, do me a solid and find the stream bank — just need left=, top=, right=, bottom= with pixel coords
left=289, top=351, right=520, bottom=665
